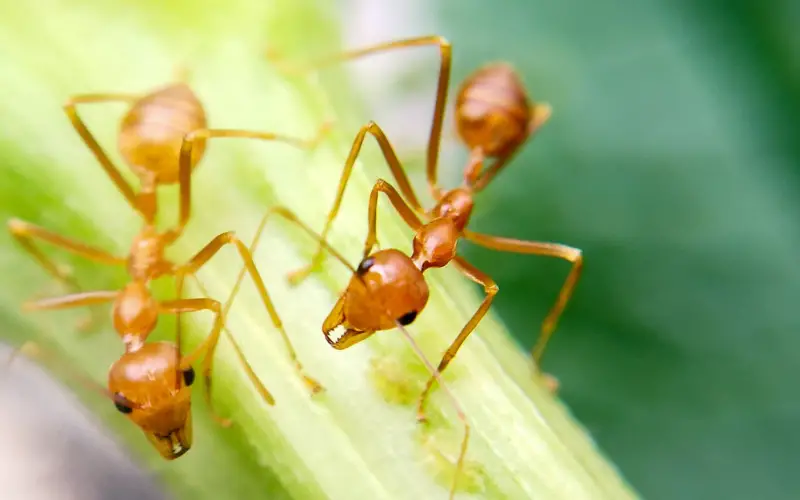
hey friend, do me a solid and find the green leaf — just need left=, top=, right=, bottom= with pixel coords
left=0, top=1, right=637, bottom=498
left=437, top=1, right=800, bottom=499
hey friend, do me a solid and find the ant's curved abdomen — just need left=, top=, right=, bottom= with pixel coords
left=118, top=83, right=207, bottom=184
left=455, top=63, right=532, bottom=158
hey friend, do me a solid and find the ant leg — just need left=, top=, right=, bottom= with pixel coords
left=287, top=121, right=427, bottom=285
left=63, top=94, right=141, bottom=214
left=173, top=231, right=323, bottom=394
left=173, top=271, right=186, bottom=389
left=395, top=321, right=469, bottom=500
left=169, top=269, right=277, bottom=415
left=230, top=206, right=357, bottom=309
left=8, top=219, right=125, bottom=331
left=463, top=230, right=583, bottom=367
left=191, top=273, right=276, bottom=406
left=417, top=256, right=496, bottom=423
left=266, top=35, right=452, bottom=199
left=224, top=206, right=357, bottom=352
left=167, top=125, right=332, bottom=243
left=23, top=290, right=117, bottom=317
left=363, top=179, right=424, bottom=259
left=469, top=103, right=553, bottom=192
left=161, top=293, right=279, bottom=425
left=8, top=219, right=126, bottom=271
left=157, top=297, right=233, bottom=426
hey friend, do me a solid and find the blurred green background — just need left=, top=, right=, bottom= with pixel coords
left=415, top=0, right=799, bottom=499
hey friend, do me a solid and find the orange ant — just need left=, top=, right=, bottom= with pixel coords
left=273, top=36, right=583, bottom=415
left=224, top=206, right=470, bottom=500
left=8, top=71, right=329, bottom=458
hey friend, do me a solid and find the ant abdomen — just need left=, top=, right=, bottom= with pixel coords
left=455, top=63, right=532, bottom=158
left=118, top=83, right=207, bottom=184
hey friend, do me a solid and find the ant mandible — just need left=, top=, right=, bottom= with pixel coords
left=8, top=69, right=328, bottom=458
left=273, top=36, right=583, bottom=417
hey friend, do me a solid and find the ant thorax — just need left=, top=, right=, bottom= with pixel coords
left=411, top=218, right=460, bottom=271
left=112, top=281, right=158, bottom=345
left=429, top=187, right=474, bottom=232
left=127, top=226, right=171, bottom=281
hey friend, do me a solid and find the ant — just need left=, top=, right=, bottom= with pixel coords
left=8, top=70, right=329, bottom=458
left=271, top=36, right=583, bottom=417
left=224, top=206, right=470, bottom=500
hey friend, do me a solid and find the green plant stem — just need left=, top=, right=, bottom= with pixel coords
left=0, top=0, right=637, bottom=498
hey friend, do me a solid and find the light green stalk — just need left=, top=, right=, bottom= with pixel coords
left=0, top=1, right=637, bottom=498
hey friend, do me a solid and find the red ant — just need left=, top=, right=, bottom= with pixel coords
left=273, top=36, right=583, bottom=415
left=224, top=206, right=471, bottom=500
left=8, top=71, right=329, bottom=458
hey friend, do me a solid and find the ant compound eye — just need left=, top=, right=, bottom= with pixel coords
left=113, top=393, right=133, bottom=414
left=183, top=366, right=195, bottom=387
left=356, top=257, right=375, bottom=276
left=398, top=310, right=418, bottom=326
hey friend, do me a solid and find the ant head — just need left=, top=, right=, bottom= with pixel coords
left=324, top=250, right=430, bottom=347
left=108, top=341, right=195, bottom=460
left=118, top=83, right=208, bottom=185
left=454, top=63, right=532, bottom=159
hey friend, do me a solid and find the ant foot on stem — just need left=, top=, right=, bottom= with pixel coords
left=541, top=372, right=560, bottom=394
